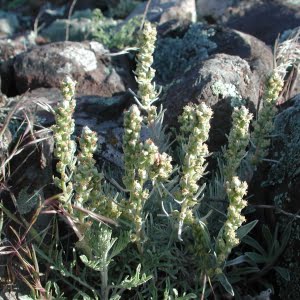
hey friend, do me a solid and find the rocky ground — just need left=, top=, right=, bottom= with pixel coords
left=0, top=0, right=299, bottom=299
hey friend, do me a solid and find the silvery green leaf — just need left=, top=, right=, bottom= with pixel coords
left=242, top=235, right=267, bottom=256
left=109, top=231, right=130, bottom=259
left=16, top=188, right=39, bottom=214
left=79, top=255, right=105, bottom=272
left=175, top=293, right=197, bottom=300
left=118, top=264, right=152, bottom=290
left=245, top=252, right=266, bottom=264
left=73, top=291, right=95, bottom=300
left=225, top=255, right=254, bottom=267
left=279, top=222, right=292, bottom=253
left=228, top=266, right=260, bottom=277
left=236, top=220, right=258, bottom=240
left=109, top=295, right=121, bottom=300
left=19, top=296, right=34, bottom=300
left=217, top=273, right=234, bottom=296
left=274, top=266, right=290, bottom=281
left=262, top=224, right=273, bottom=252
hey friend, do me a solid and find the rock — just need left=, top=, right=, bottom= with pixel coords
left=0, top=35, right=37, bottom=96
left=162, top=53, right=259, bottom=152
left=210, top=26, right=274, bottom=92
left=224, top=0, right=300, bottom=45
left=260, top=94, right=300, bottom=299
left=94, top=119, right=125, bottom=169
left=196, top=0, right=235, bottom=21
left=0, top=10, right=19, bottom=37
left=41, top=9, right=94, bottom=42
left=9, top=84, right=132, bottom=125
left=12, top=41, right=135, bottom=96
left=0, top=82, right=132, bottom=169
left=0, top=38, right=30, bottom=64
left=154, top=22, right=217, bottom=84
left=0, top=75, right=7, bottom=106
left=7, top=129, right=54, bottom=201
left=263, top=95, right=300, bottom=215
left=127, top=0, right=197, bottom=26
left=6, top=87, right=130, bottom=168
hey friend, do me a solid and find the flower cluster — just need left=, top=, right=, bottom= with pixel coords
left=139, top=139, right=172, bottom=184
left=73, top=126, right=98, bottom=221
left=134, top=21, right=158, bottom=109
left=177, top=103, right=213, bottom=234
left=251, top=72, right=284, bottom=165
left=134, top=21, right=159, bottom=126
left=122, top=104, right=172, bottom=251
left=223, top=106, right=253, bottom=181
left=122, top=104, right=143, bottom=189
left=89, top=172, right=122, bottom=220
left=52, top=76, right=77, bottom=210
left=216, top=177, right=248, bottom=265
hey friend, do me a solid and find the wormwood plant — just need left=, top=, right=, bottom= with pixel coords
left=50, top=77, right=156, bottom=299
left=11, top=21, right=299, bottom=300
left=91, top=8, right=142, bottom=49
left=250, top=30, right=300, bottom=166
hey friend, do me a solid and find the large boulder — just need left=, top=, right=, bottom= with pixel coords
left=162, top=53, right=260, bottom=152
left=12, top=41, right=135, bottom=96
left=154, top=23, right=217, bottom=84
left=224, top=0, right=300, bottom=45
left=210, top=26, right=274, bottom=98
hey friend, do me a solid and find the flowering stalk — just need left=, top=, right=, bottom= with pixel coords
left=216, top=177, right=248, bottom=266
left=122, top=105, right=172, bottom=252
left=74, top=126, right=98, bottom=222
left=177, top=103, right=213, bottom=239
left=52, top=76, right=77, bottom=212
left=89, top=172, right=122, bottom=220
left=122, top=105, right=143, bottom=190
left=251, top=72, right=283, bottom=165
left=223, top=106, right=253, bottom=181
left=121, top=21, right=173, bottom=252
left=134, top=21, right=158, bottom=124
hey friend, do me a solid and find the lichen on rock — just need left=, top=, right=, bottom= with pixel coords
left=154, top=23, right=217, bottom=83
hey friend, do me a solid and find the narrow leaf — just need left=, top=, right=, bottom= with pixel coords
left=236, top=220, right=258, bottom=240
left=245, top=252, right=266, bottom=264
left=274, top=266, right=290, bottom=281
left=242, top=235, right=267, bottom=256
left=217, top=273, right=234, bottom=296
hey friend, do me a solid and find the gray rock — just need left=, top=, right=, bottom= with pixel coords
left=0, top=38, right=28, bottom=63
left=41, top=9, right=94, bottom=42
left=196, top=0, right=235, bottom=20
left=0, top=10, right=19, bottom=37
left=260, top=94, right=300, bottom=299
left=13, top=85, right=131, bottom=125
left=154, top=22, right=217, bottom=84
left=8, top=87, right=129, bottom=169
left=263, top=95, right=300, bottom=201
left=126, top=0, right=197, bottom=25
left=12, top=41, right=135, bottom=96
left=224, top=0, right=300, bottom=45
left=162, top=53, right=259, bottom=152
left=41, top=18, right=93, bottom=42
left=210, top=26, right=274, bottom=94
